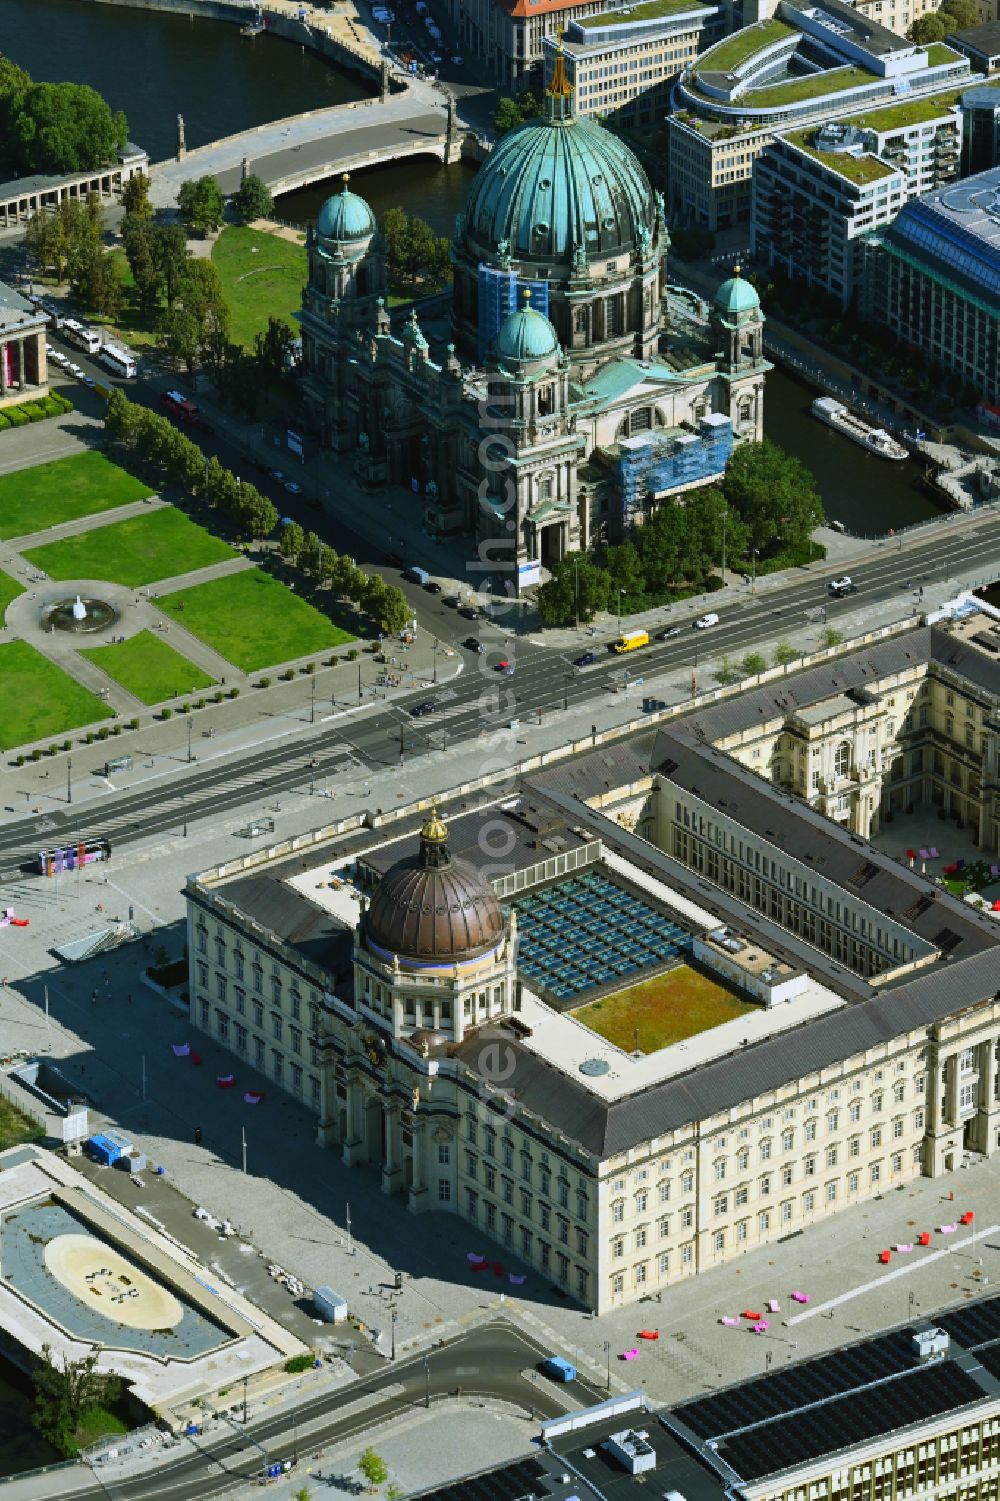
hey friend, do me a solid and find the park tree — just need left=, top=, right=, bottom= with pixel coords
left=604, top=540, right=645, bottom=610
left=155, top=223, right=191, bottom=307
left=909, top=12, right=946, bottom=39
left=721, top=439, right=823, bottom=556
left=84, top=250, right=126, bottom=323
left=380, top=207, right=450, bottom=289
left=537, top=551, right=609, bottom=626
left=173, top=259, right=231, bottom=353
left=254, top=315, right=295, bottom=385
left=938, top=0, right=978, bottom=26
left=358, top=1448, right=389, bottom=1493
left=178, top=175, right=226, bottom=236
left=279, top=520, right=305, bottom=562
left=158, top=304, right=200, bottom=372
left=3, top=73, right=127, bottom=174
left=122, top=215, right=165, bottom=316
left=494, top=96, right=524, bottom=133
left=773, top=640, right=799, bottom=666
left=32, top=1345, right=121, bottom=1458
left=299, top=531, right=324, bottom=577
left=238, top=486, right=278, bottom=540
left=740, top=650, right=767, bottom=676
left=121, top=170, right=152, bottom=219
left=821, top=627, right=844, bottom=648
left=379, top=584, right=410, bottom=636
left=233, top=173, right=274, bottom=222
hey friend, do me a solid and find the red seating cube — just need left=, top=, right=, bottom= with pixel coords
left=918, top=1232, right=930, bottom=1246
left=879, top=1250, right=891, bottom=1264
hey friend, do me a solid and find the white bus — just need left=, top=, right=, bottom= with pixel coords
left=99, top=344, right=137, bottom=379
left=63, top=318, right=102, bottom=355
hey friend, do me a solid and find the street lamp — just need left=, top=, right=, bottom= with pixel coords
left=66, top=755, right=72, bottom=806
left=310, top=674, right=316, bottom=725
left=390, top=1303, right=398, bottom=1361
left=573, top=556, right=580, bottom=630
left=617, top=588, right=625, bottom=635
left=432, top=637, right=439, bottom=685
left=603, top=1339, right=611, bottom=1392
left=358, top=660, right=363, bottom=704
left=564, top=673, right=573, bottom=711
left=751, top=547, right=757, bottom=594
left=187, top=716, right=193, bottom=764
left=424, top=1353, right=430, bottom=1408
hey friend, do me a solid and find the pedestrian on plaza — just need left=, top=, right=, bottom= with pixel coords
left=91, top=989, right=97, bottom=1006
left=127, top=992, right=133, bottom=1005
left=194, top=1125, right=203, bottom=1145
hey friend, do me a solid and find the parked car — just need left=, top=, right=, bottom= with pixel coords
left=69, top=363, right=84, bottom=378
left=694, top=612, right=720, bottom=629
left=424, top=579, right=443, bottom=594
left=573, top=651, right=598, bottom=666
left=458, top=605, right=477, bottom=619
left=451, top=54, right=464, bottom=63
left=443, top=594, right=460, bottom=609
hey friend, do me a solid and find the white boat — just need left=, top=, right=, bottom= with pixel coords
left=811, top=396, right=907, bottom=461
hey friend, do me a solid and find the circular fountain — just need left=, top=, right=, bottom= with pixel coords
left=42, top=595, right=119, bottom=634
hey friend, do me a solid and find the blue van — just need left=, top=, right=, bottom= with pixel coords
left=539, top=1355, right=577, bottom=1383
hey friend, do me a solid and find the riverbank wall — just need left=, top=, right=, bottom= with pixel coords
left=72, top=0, right=395, bottom=95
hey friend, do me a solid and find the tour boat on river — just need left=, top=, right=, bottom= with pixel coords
left=811, top=397, right=907, bottom=461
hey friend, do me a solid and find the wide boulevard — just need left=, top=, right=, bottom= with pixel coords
left=48, top=1322, right=604, bottom=1499
left=0, top=512, right=996, bottom=872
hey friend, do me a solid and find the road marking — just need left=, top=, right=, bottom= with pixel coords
left=786, top=1224, right=999, bottom=1324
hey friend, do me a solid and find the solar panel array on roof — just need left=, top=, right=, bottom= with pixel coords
left=412, top=1456, right=550, bottom=1501
left=977, top=1343, right=1000, bottom=1383
left=513, top=871, right=691, bottom=1001
left=716, top=1362, right=984, bottom=1482
left=937, top=1293, right=1000, bottom=1350
left=675, top=1331, right=918, bottom=1439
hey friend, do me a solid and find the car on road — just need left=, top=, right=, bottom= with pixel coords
left=430, top=49, right=442, bottom=61
left=283, top=480, right=302, bottom=494
left=269, top=468, right=286, bottom=484
left=51, top=352, right=68, bottom=367
left=410, top=700, right=436, bottom=717
left=458, top=605, right=478, bottom=619
left=656, top=625, right=682, bottom=640
left=82, top=375, right=95, bottom=388
left=424, top=579, right=443, bottom=594
left=573, top=651, right=598, bottom=666
left=496, top=659, right=515, bottom=676
left=443, top=594, right=460, bottom=609
left=451, top=54, right=464, bottom=63
left=539, top=1356, right=577, bottom=1383
left=463, top=637, right=484, bottom=653
left=694, top=612, right=720, bottom=629
left=829, top=576, right=856, bottom=594
left=69, top=362, right=85, bottom=378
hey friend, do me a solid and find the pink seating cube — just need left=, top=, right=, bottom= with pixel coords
left=791, top=1291, right=809, bottom=1303
left=620, top=1348, right=639, bottom=1361
left=720, top=1316, right=740, bottom=1327
left=894, top=1243, right=913, bottom=1254
left=752, top=1321, right=769, bottom=1333
left=767, top=1299, right=780, bottom=1313
left=940, top=1223, right=958, bottom=1234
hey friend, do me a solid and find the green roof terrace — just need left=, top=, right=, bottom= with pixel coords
left=841, top=89, right=968, bottom=132
left=785, top=128, right=899, bottom=184
left=746, top=64, right=879, bottom=107
left=695, top=18, right=792, bottom=72
left=924, top=42, right=963, bottom=66
left=577, top=0, right=713, bottom=25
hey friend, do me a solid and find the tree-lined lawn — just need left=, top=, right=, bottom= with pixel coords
left=0, top=567, right=24, bottom=625
left=160, top=569, right=353, bottom=672
left=80, top=629, right=215, bottom=705
left=0, top=452, right=153, bottom=540
left=23, top=508, right=235, bottom=588
left=0, top=642, right=107, bottom=750
left=211, top=226, right=305, bottom=349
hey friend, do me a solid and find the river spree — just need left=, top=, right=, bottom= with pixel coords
left=279, top=157, right=478, bottom=237
left=0, top=0, right=369, bottom=162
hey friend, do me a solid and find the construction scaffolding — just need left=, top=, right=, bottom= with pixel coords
left=615, top=414, right=734, bottom=531
left=477, top=265, right=551, bottom=362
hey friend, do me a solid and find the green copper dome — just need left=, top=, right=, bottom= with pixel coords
left=495, top=300, right=559, bottom=366
left=714, top=267, right=761, bottom=319
left=463, top=90, right=656, bottom=264
left=317, top=176, right=376, bottom=245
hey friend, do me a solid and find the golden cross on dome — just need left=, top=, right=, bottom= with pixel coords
left=546, top=32, right=574, bottom=101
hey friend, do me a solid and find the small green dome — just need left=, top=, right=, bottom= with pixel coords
left=495, top=301, right=559, bottom=366
left=714, top=266, right=760, bottom=318
left=317, top=177, right=375, bottom=244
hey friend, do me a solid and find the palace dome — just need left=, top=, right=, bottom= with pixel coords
left=495, top=298, right=559, bottom=366
left=714, top=267, right=761, bottom=319
left=364, top=808, right=505, bottom=966
left=462, top=92, right=656, bottom=264
left=317, top=176, right=376, bottom=245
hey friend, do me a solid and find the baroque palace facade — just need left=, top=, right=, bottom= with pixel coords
left=299, top=57, right=767, bottom=589
left=188, top=604, right=1000, bottom=1315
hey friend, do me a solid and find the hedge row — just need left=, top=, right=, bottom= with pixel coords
left=0, top=391, right=73, bottom=430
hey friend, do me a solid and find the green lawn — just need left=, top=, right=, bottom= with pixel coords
left=0, top=1097, right=43, bottom=1151
left=80, top=629, right=215, bottom=705
left=697, top=18, right=792, bottom=73
left=846, top=89, right=966, bottom=133
left=159, top=569, right=354, bottom=672
left=0, top=566, right=24, bottom=625
left=747, top=65, right=876, bottom=107
left=211, top=226, right=306, bottom=349
left=788, top=129, right=897, bottom=184
left=580, top=0, right=701, bottom=24
left=23, top=508, right=235, bottom=588
left=0, top=452, right=153, bottom=540
left=573, top=964, right=757, bottom=1052
left=0, top=641, right=107, bottom=750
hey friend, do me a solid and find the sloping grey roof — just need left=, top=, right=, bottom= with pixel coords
left=209, top=873, right=354, bottom=980
left=650, top=729, right=997, bottom=962
left=458, top=946, right=1000, bottom=1156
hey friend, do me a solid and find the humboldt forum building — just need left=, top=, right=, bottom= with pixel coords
left=187, top=604, right=1000, bottom=1315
